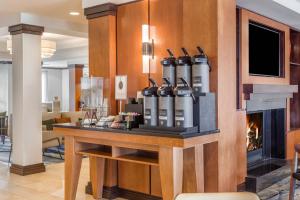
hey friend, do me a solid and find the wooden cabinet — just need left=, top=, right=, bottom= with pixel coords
left=118, top=162, right=151, bottom=194
left=290, top=30, right=300, bottom=129
left=291, top=30, right=300, bottom=65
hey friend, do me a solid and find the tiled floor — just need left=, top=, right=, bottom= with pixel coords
left=0, top=159, right=124, bottom=200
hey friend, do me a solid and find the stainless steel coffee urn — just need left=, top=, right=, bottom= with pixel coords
left=176, top=48, right=192, bottom=86
left=158, top=78, right=174, bottom=127
left=174, top=78, right=195, bottom=128
left=192, top=47, right=211, bottom=94
left=142, top=78, right=158, bottom=126
left=161, top=49, right=176, bottom=86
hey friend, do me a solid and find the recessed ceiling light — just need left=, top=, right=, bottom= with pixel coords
left=69, top=11, right=80, bottom=16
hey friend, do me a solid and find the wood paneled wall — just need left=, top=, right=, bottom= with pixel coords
left=117, top=1, right=149, bottom=98
left=116, top=0, right=238, bottom=193
left=182, top=0, right=218, bottom=93
left=236, top=110, right=247, bottom=184
left=216, top=0, right=238, bottom=191
left=116, top=1, right=153, bottom=194
left=89, top=15, right=117, bottom=115
left=290, top=30, right=300, bottom=129
left=149, top=0, right=183, bottom=86
left=236, top=9, right=292, bottom=183
left=89, top=0, right=238, bottom=193
left=75, top=65, right=84, bottom=111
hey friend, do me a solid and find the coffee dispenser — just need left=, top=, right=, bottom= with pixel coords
left=142, top=78, right=158, bottom=126
left=192, top=47, right=211, bottom=95
left=176, top=48, right=192, bottom=86
left=174, top=78, right=195, bottom=128
left=158, top=78, right=174, bottom=127
left=161, top=49, right=176, bottom=86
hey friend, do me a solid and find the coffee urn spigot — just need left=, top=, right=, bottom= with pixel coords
left=161, top=49, right=176, bottom=86
left=176, top=48, right=192, bottom=87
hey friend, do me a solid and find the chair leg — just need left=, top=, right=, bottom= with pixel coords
left=290, top=176, right=296, bottom=200
left=57, top=138, right=63, bottom=160
left=8, top=143, right=12, bottom=163
left=290, top=152, right=299, bottom=200
left=1, top=135, right=5, bottom=144
left=57, top=147, right=63, bottom=159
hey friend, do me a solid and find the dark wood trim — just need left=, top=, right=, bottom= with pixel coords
left=86, top=182, right=162, bottom=200
left=8, top=24, right=44, bottom=35
left=68, top=64, right=85, bottom=69
left=84, top=3, right=117, bottom=19
left=0, top=61, right=12, bottom=64
left=10, top=163, right=46, bottom=176
left=118, top=0, right=143, bottom=6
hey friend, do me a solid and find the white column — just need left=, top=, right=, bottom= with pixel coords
left=62, top=69, right=70, bottom=112
left=10, top=25, right=44, bottom=172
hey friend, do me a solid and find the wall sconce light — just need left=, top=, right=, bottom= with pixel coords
left=142, top=24, right=153, bottom=74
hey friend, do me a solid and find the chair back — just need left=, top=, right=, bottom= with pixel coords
left=8, top=114, right=12, bottom=141
left=0, top=115, right=8, bottom=136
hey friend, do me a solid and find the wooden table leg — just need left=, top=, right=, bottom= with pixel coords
left=159, top=147, right=183, bottom=200
left=64, top=136, right=83, bottom=200
left=90, top=157, right=105, bottom=199
left=183, top=144, right=204, bottom=193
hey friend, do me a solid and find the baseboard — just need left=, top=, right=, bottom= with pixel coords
left=86, top=182, right=162, bottom=200
left=10, top=163, right=46, bottom=176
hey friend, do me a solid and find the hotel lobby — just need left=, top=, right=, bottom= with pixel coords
left=1, top=0, right=300, bottom=200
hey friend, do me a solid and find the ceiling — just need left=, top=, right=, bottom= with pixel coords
left=237, top=0, right=300, bottom=30
left=0, top=33, right=88, bottom=67
left=82, top=0, right=135, bottom=8
left=0, top=1, right=89, bottom=66
left=0, top=0, right=86, bottom=24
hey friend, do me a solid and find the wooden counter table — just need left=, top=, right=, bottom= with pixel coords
left=54, top=124, right=219, bottom=200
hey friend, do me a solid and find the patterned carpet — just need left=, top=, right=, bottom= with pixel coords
left=257, top=163, right=298, bottom=200
left=0, top=139, right=64, bottom=164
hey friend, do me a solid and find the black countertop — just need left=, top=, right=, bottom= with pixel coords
left=54, top=123, right=220, bottom=139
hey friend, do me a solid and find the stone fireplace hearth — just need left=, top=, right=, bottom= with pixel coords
left=243, top=84, right=298, bottom=192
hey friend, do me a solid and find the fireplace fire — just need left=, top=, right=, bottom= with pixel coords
left=246, top=112, right=263, bottom=152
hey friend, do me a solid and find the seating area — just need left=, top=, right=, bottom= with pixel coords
left=42, top=111, right=85, bottom=159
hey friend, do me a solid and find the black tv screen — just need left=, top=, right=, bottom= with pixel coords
left=249, top=22, right=282, bottom=77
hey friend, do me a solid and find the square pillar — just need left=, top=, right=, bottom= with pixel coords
left=68, top=64, right=84, bottom=111
left=85, top=4, right=117, bottom=115
left=9, top=24, right=45, bottom=175
left=84, top=4, right=118, bottom=193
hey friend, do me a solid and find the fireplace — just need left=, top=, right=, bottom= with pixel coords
left=246, top=109, right=286, bottom=166
left=247, top=112, right=263, bottom=164
left=242, top=84, right=297, bottom=192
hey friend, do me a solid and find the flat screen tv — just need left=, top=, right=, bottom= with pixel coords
left=249, top=22, right=283, bottom=77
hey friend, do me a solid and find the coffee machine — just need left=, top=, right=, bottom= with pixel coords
left=176, top=48, right=192, bottom=86
left=192, top=47, right=211, bottom=95
left=174, top=78, right=195, bottom=128
left=142, top=78, right=158, bottom=126
left=161, top=49, right=176, bottom=86
left=158, top=78, right=174, bottom=127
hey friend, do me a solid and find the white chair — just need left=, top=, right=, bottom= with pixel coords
left=175, top=192, right=260, bottom=200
